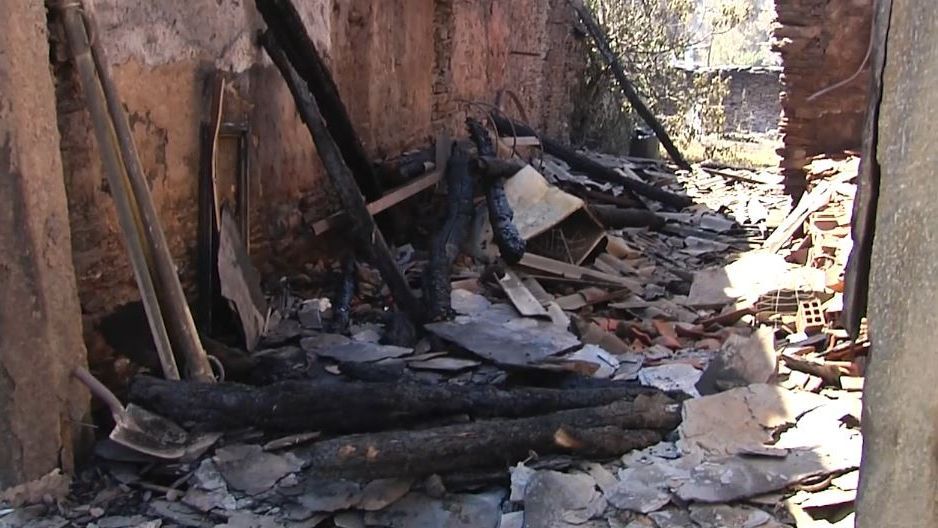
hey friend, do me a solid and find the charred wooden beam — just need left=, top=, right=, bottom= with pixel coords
left=331, top=256, right=357, bottom=333
left=294, top=393, right=679, bottom=478
left=568, top=0, right=692, bottom=171
left=468, top=119, right=526, bottom=264
left=260, top=34, right=426, bottom=324
left=589, top=204, right=666, bottom=230
left=476, top=156, right=525, bottom=180
left=561, top=185, right=643, bottom=209
left=128, top=376, right=661, bottom=434
left=492, top=115, right=693, bottom=209
left=424, top=144, right=475, bottom=320
left=255, top=0, right=384, bottom=200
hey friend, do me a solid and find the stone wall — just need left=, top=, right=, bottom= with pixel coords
left=774, top=0, right=873, bottom=195
left=431, top=0, right=584, bottom=139
left=0, top=0, right=89, bottom=488
left=50, top=0, right=584, bottom=328
left=677, top=66, right=783, bottom=135
left=722, top=67, right=783, bottom=134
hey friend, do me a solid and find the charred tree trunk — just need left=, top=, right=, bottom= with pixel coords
left=294, top=393, right=680, bottom=478
left=468, top=119, right=526, bottom=264
left=128, top=376, right=662, bottom=434
left=260, top=34, right=426, bottom=324
left=491, top=115, right=693, bottom=209
left=423, top=144, right=474, bottom=320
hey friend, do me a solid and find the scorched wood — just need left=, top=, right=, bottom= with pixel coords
left=128, top=376, right=661, bottom=434
left=260, top=34, right=426, bottom=324
left=424, top=144, right=474, bottom=320
left=255, top=0, right=384, bottom=201
left=293, top=393, right=680, bottom=478
left=468, top=119, right=525, bottom=264
left=491, top=115, right=693, bottom=209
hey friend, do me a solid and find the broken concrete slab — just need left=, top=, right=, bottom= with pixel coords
left=450, top=289, right=492, bottom=317
left=687, top=252, right=825, bottom=308
left=362, top=490, right=504, bottom=528
left=696, top=326, right=777, bottom=395
left=213, top=445, right=303, bottom=495
left=675, top=446, right=859, bottom=503
left=648, top=507, right=695, bottom=528
left=606, top=456, right=694, bottom=514
left=425, top=317, right=580, bottom=367
left=523, top=470, right=607, bottom=526
left=638, top=364, right=702, bottom=397
left=305, top=338, right=413, bottom=363
left=688, top=503, right=783, bottom=528
left=557, top=345, right=620, bottom=378
left=679, top=384, right=829, bottom=457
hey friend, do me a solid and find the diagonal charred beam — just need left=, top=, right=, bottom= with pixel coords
left=255, top=0, right=384, bottom=200
left=491, top=114, right=693, bottom=209
left=260, top=33, right=426, bottom=324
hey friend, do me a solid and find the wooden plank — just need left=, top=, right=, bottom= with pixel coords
left=498, top=270, right=549, bottom=317
left=518, top=253, right=643, bottom=292
left=313, top=169, right=443, bottom=235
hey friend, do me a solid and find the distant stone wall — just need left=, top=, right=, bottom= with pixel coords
left=774, top=0, right=873, bottom=196
left=678, top=65, right=783, bottom=135
left=722, top=67, right=783, bottom=134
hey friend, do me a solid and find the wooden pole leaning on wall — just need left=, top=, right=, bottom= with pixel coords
left=254, top=0, right=385, bottom=202
left=59, top=4, right=181, bottom=381
left=62, top=2, right=215, bottom=382
left=260, top=33, right=427, bottom=324
left=567, top=0, right=692, bottom=171
left=86, top=9, right=214, bottom=382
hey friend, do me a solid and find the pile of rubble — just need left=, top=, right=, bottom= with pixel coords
left=1, top=148, right=864, bottom=527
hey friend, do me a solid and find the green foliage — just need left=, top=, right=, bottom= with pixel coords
left=690, top=0, right=779, bottom=67
left=569, top=0, right=738, bottom=155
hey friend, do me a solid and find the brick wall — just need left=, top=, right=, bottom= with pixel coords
left=774, top=0, right=873, bottom=196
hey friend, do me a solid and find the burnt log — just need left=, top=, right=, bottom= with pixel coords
left=468, top=119, right=525, bottom=264
left=423, top=144, right=474, bottom=320
left=589, top=204, right=666, bottom=230
left=294, top=393, right=680, bottom=478
left=127, top=376, right=660, bottom=434
left=260, top=34, right=426, bottom=324
left=491, top=115, right=693, bottom=209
